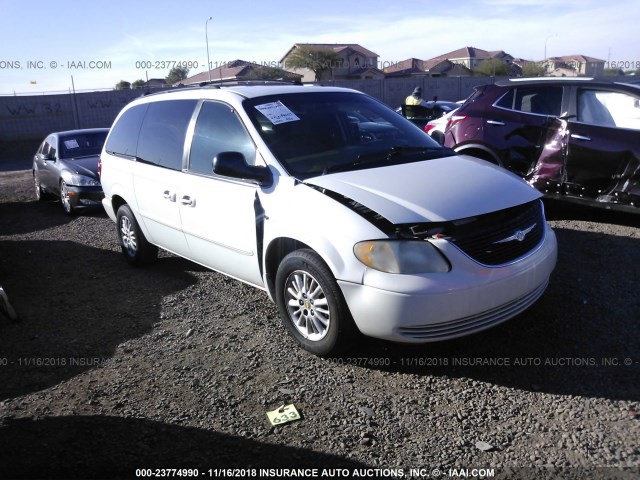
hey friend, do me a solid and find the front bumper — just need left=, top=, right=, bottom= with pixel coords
left=338, top=226, right=557, bottom=343
left=67, top=185, right=104, bottom=208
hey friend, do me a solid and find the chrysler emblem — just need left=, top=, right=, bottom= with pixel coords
left=494, top=223, right=536, bottom=244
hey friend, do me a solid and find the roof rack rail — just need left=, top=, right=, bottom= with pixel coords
left=196, top=79, right=303, bottom=88
left=505, top=77, right=595, bottom=82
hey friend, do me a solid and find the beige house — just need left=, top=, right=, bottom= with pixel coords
left=385, top=58, right=472, bottom=77
left=177, top=59, right=302, bottom=86
left=280, top=43, right=384, bottom=82
left=428, top=47, right=515, bottom=71
left=387, top=47, right=517, bottom=77
left=544, top=55, right=605, bottom=77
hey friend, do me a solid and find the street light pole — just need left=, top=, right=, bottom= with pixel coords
left=544, top=33, right=557, bottom=61
left=206, top=17, right=213, bottom=82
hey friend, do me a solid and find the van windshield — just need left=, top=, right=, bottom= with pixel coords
left=243, top=92, right=451, bottom=179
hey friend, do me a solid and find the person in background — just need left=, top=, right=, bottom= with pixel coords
left=405, top=87, right=428, bottom=107
left=404, top=87, right=429, bottom=119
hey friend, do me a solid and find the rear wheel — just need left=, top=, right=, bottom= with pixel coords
left=275, top=249, right=354, bottom=356
left=116, top=204, right=158, bottom=266
left=430, top=130, right=445, bottom=145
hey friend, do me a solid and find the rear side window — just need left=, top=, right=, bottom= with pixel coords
left=496, top=86, right=563, bottom=116
left=105, top=103, right=149, bottom=157
left=137, top=100, right=198, bottom=170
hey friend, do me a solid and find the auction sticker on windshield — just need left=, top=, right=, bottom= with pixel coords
left=64, top=139, right=80, bottom=149
left=255, top=101, right=300, bottom=124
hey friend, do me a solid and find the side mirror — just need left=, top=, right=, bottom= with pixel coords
left=213, top=151, right=272, bottom=186
left=38, top=152, right=54, bottom=161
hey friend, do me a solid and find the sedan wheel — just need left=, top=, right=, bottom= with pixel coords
left=60, top=180, right=73, bottom=215
left=275, top=249, right=355, bottom=356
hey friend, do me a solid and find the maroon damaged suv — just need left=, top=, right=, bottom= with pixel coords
left=444, top=78, right=640, bottom=213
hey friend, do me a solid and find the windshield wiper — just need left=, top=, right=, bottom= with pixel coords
left=322, top=145, right=442, bottom=175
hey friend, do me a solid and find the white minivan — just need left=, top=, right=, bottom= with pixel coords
left=100, top=84, right=557, bottom=356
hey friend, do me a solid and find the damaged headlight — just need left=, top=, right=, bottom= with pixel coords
left=354, top=240, right=450, bottom=274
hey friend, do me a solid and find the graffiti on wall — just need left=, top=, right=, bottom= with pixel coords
left=4, top=102, right=65, bottom=116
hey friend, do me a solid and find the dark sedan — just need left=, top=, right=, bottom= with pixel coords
left=33, top=128, right=109, bottom=214
left=399, top=100, right=461, bottom=129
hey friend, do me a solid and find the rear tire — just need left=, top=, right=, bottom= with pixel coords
left=430, top=130, right=445, bottom=145
left=275, top=249, right=355, bottom=356
left=116, top=204, right=158, bottom=266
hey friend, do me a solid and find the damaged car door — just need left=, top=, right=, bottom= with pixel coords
left=485, top=85, right=565, bottom=175
left=563, top=86, right=640, bottom=208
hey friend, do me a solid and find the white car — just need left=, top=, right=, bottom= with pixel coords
left=424, top=109, right=457, bottom=145
left=99, top=84, right=557, bottom=356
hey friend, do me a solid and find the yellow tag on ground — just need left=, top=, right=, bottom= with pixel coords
left=266, top=404, right=301, bottom=426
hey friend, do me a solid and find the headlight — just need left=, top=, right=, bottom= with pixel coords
left=69, top=174, right=100, bottom=187
left=354, top=240, right=450, bottom=274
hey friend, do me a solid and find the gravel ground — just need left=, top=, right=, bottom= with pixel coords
left=0, top=169, right=639, bottom=480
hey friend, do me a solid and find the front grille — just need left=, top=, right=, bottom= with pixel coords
left=448, top=200, right=545, bottom=266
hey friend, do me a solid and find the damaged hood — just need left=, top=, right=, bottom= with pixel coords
left=305, top=155, right=541, bottom=223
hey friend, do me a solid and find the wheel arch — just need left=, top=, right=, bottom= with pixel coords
left=264, top=237, right=311, bottom=300
left=455, top=144, right=502, bottom=165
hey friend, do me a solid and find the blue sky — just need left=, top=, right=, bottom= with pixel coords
left=1, top=0, right=638, bottom=94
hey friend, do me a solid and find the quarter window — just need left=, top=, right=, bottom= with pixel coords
left=188, top=101, right=257, bottom=175
left=496, top=86, right=563, bottom=116
left=105, top=103, right=149, bottom=157
left=577, top=89, right=640, bottom=130
left=137, top=100, right=198, bottom=170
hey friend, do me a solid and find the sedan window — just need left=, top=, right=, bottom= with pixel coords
left=59, top=131, right=108, bottom=159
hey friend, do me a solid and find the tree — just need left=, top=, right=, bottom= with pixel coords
left=165, top=67, right=189, bottom=85
left=474, top=59, right=510, bottom=77
left=521, top=62, right=546, bottom=77
left=131, top=79, right=146, bottom=89
left=115, top=80, right=131, bottom=90
left=242, top=65, right=289, bottom=81
left=603, top=68, right=625, bottom=76
left=284, top=45, right=341, bottom=81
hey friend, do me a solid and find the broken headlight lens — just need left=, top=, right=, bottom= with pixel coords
left=354, top=240, right=450, bottom=274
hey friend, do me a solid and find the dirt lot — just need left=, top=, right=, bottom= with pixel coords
left=0, top=169, right=639, bottom=479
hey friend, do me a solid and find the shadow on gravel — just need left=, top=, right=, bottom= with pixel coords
left=0, top=415, right=371, bottom=479
left=0, top=199, right=78, bottom=235
left=0, top=239, right=198, bottom=401
left=543, top=198, right=640, bottom=228
left=337, top=227, right=640, bottom=402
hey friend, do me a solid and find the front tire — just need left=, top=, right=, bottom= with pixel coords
left=275, top=249, right=354, bottom=356
left=60, top=180, right=74, bottom=215
left=116, top=204, right=158, bottom=266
